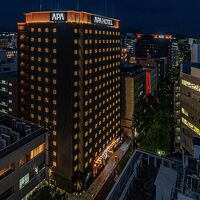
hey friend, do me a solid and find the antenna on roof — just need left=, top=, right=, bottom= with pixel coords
left=105, top=0, right=108, bottom=16
left=40, top=0, right=42, bottom=11
left=77, top=0, right=80, bottom=10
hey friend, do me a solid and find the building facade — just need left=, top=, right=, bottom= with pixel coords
left=180, top=63, right=200, bottom=155
left=0, top=50, right=18, bottom=116
left=0, top=114, right=48, bottom=200
left=143, top=67, right=157, bottom=96
left=121, top=64, right=146, bottom=138
left=18, top=11, right=121, bottom=192
left=136, top=34, right=178, bottom=83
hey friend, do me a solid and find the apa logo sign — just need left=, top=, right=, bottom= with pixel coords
left=51, top=12, right=66, bottom=22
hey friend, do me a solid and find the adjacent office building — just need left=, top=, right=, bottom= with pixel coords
left=18, top=11, right=121, bottom=192
left=137, top=57, right=168, bottom=83
left=0, top=114, right=48, bottom=200
left=0, top=32, right=17, bottom=49
left=180, top=63, right=200, bottom=155
left=0, top=50, right=18, bottom=116
left=191, top=42, right=200, bottom=63
left=121, top=64, right=146, bottom=138
left=121, top=33, right=136, bottom=64
left=136, top=34, right=178, bottom=82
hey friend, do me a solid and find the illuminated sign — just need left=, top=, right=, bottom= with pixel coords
left=50, top=12, right=66, bottom=22
left=93, top=16, right=114, bottom=27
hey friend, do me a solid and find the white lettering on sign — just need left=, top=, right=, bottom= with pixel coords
left=94, top=16, right=113, bottom=26
left=51, top=13, right=65, bottom=21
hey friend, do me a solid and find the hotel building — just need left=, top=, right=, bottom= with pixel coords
left=18, top=11, right=121, bottom=192
left=180, top=63, right=200, bottom=155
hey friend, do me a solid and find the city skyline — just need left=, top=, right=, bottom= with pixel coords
left=0, top=0, right=200, bottom=36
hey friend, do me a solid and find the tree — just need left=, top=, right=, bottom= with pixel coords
left=28, top=185, right=67, bottom=200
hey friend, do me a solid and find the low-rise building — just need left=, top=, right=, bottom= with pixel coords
left=0, top=114, right=48, bottom=200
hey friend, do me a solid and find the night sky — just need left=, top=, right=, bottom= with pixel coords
left=0, top=0, right=199, bottom=36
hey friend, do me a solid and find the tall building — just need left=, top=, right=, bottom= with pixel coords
left=18, top=11, right=121, bottom=192
left=121, top=33, right=136, bottom=64
left=0, top=114, right=48, bottom=200
left=180, top=63, right=200, bottom=155
left=121, top=64, right=146, bottom=138
left=191, top=42, right=200, bottom=63
left=136, top=34, right=178, bottom=82
left=0, top=50, right=18, bottom=116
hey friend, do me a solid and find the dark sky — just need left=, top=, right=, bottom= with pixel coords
left=0, top=0, right=199, bottom=36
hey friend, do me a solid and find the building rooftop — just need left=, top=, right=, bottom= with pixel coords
left=155, top=165, right=177, bottom=189
left=18, top=11, right=119, bottom=29
left=182, top=62, right=200, bottom=74
left=0, top=113, right=47, bottom=159
left=121, top=64, right=145, bottom=77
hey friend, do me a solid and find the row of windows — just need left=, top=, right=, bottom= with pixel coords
left=75, top=28, right=120, bottom=36
left=31, top=47, right=57, bottom=53
left=31, top=27, right=57, bottom=33
left=30, top=56, right=57, bottom=63
left=30, top=38, right=57, bottom=43
left=83, top=47, right=120, bottom=55
left=84, top=39, right=120, bottom=45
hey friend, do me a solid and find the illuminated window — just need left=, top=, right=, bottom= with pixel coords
left=53, top=162, right=57, bottom=167
left=30, top=143, right=45, bottom=159
left=53, top=141, right=57, bottom=146
left=53, top=38, right=57, bottom=43
left=181, top=108, right=189, bottom=116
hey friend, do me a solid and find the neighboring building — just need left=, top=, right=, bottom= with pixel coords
left=178, top=38, right=191, bottom=65
left=0, top=114, right=48, bottom=200
left=136, top=34, right=178, bottom=82
left=121, top=64, right=146, bottom=138
left=143, top=67, right=157, bottom=96
left=106, top=149, right=200, bottom=200
left=18, top=11, right=121, bottom=192
left=0, top=32, right=17, bottom=49
left=180, top=63, right=200, bottom=155
left=191, top=42, right=200, bottom=63
left=0, top=51, right=18, bottom=116
left=121, top=33, right=136, bottom=64
left=137, top=57, right=168, bottom=82
left=3, top=48, right=18, bottom=61
left=174, top=80, right=181, bottom=152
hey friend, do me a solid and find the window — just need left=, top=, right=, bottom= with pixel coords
left=30, top=143, right=45, bottom=159
left=19, top=156, right=26, bottom=167
left=19, top=173, right=29, bottom=189
left=0, top=163, right=15, bottom=179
